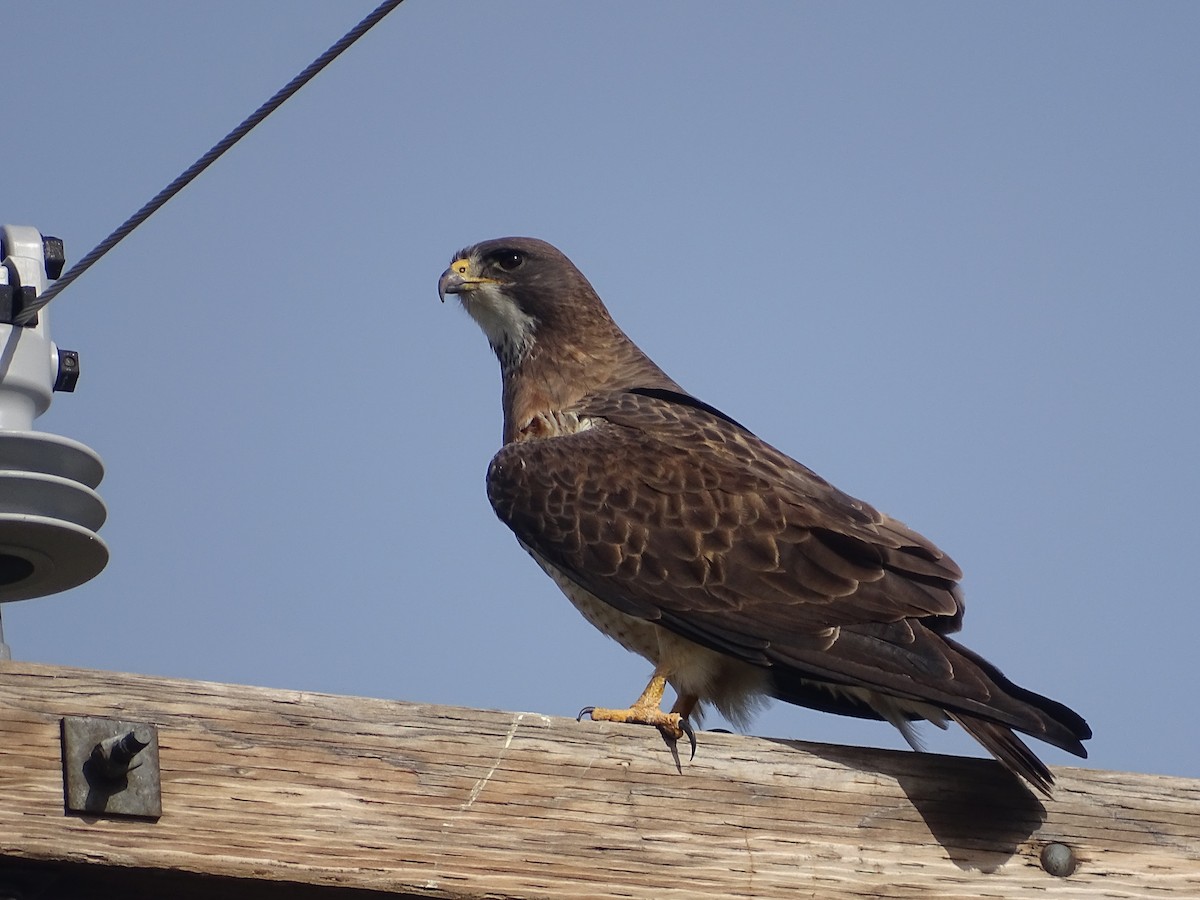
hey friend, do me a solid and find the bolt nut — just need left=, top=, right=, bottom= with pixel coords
left=90, top=726, right=153, bottom=779
left=42, top=236, right=66, bottom=279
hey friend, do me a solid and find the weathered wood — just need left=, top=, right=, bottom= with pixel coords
left=0, top=661, right=1195, bottom=898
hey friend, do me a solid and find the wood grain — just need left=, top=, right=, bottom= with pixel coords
left=0, top=661, right=1195, bottom=898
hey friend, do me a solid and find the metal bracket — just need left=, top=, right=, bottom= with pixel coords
left=61, top=716, right=162, bottom=818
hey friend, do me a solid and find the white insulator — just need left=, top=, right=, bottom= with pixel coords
left=0, top=431, right=108, bottom=601
left=0, top=225, right=108, bottom=604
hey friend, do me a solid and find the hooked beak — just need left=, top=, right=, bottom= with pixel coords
left=438, top=267, right=465, bottom=303
left=438, top=257, right=497, bottom=303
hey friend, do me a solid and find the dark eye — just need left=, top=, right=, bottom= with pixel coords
left=490, top=250, right=525, bottom=271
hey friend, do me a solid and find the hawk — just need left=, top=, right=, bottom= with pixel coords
left=440, top=236, right=1090, bottom=794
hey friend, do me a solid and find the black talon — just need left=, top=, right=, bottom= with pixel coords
left=577, top=706, right=595, bottom=722
left=680, top=718, right=697, bottom=760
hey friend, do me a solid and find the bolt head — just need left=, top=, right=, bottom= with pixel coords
left=1040, top=842, right=1077, bottom=877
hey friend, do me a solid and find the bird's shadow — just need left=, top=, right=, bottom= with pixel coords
left=759, top=737, right=1046, bottom=873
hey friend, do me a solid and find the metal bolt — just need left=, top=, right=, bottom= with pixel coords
left=1040, top=841, right=1077, bottom=877
left=90, top=726, right=153, bottom=779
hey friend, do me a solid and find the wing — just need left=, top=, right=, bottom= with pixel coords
left=487, top=388, right=1088, bottom=757
left=489, top=386, right=963, bottom=632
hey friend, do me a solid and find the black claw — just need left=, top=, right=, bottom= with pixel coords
left=577, top=706, right=595, bottom=722
left=680, top=718, right=697, bottom=760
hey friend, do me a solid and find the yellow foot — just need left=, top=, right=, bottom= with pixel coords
left=578, top=704, right=697, bottom=758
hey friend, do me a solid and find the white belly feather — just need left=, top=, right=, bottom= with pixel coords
left=522, top=543, right=770, bottom=727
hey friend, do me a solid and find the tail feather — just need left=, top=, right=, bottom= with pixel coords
left=765, top=630, right=1091, bottom=795
left=942, top=636, right=1092, bottom=758
left=949, top=712, right=1056, bottom=796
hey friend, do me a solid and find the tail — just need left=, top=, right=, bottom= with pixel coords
left=943, top=637, right=1091, bottom=795
left=769, top=633, right=1092, bottom=795
left=949, top=713, right=1055, bottom=795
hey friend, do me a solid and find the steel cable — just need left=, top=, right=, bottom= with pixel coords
left=16, top=0, right=405, bottom=324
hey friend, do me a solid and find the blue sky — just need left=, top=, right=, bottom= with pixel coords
left=4, top=2, right=1198, bottom=780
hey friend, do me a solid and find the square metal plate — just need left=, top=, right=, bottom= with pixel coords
left=61, top=716, right=162, bottom=818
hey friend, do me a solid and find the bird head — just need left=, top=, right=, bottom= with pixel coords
left=439, top=237, right=606, bottom=368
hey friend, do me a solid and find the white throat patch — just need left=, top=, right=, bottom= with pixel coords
left=459, top=282, right=536, bottom=367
